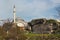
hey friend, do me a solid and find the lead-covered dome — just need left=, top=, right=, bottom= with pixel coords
left=15, top=17, right=28, bottom=27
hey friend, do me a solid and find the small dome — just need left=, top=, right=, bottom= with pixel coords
left=16, top=17, right=28, bottom=27
left=17, top=23, right=24, bottom=27
left=16, top=17, right=24, bottom=21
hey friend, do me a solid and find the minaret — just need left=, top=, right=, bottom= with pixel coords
left=13, top=5, right=16, bottom=23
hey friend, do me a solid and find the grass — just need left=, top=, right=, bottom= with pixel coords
left=25, top=33, right=60, bottom=37
left=0, top=33, right=60, bottom=40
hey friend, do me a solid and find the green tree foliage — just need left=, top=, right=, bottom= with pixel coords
left=46, top=19, right=57, bottom=23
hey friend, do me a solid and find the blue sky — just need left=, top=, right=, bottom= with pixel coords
left=0, top=0, right=60, bottom=21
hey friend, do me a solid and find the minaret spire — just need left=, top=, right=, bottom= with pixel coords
left=13, top=5, right=16, bottom=23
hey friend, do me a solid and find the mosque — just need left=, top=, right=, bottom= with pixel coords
left=13, top=5, right=28, bottom=30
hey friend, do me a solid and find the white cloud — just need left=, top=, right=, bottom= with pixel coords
left=15, top=0, right=60, bottom=13
left=52, top=0, right=60, bottom=3
left=0, top=0, right=60, bottom=21
left=50, top=0, right=60, bottom=8
left=10, top=0, right=49, bottom=17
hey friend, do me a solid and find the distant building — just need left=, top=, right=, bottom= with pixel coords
left=28, top=18, right=59, bottom=34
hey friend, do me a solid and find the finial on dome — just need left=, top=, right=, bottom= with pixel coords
left=14, top=5, right=15, bottom=8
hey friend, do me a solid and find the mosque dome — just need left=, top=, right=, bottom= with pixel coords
left=16, top=17, right=28, bottom=27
